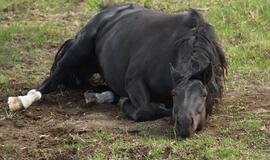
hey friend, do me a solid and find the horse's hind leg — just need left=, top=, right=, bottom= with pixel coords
left=122, top=79, right=172, bottom=122
left=7, top=68, right=64, bottom=112
left=8, top=36, right=98, bottom=111
left=8, top=7, right=123, bottom=111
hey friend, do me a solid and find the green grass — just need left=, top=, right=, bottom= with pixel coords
left=0, top=0, right=269, bottom=159
left=79, top=129, right=269, bottom=159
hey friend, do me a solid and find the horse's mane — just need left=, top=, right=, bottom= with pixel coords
left=176, top=9, right=227, bottom=115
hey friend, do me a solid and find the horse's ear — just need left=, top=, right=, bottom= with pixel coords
left=190, top=63, right=212, bottom=85
left=170, top=63, right=184, bottom=84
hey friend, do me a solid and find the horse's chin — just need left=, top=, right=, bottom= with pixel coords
left=175, top=119, right=206, bottom=138
left=173, top=113, right=205, bottom=138
left=175, top=125, right=193, bottom=138
left=173, top=116, right=192, bottom=138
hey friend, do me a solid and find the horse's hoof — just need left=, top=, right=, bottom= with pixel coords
left=8, top=97, right=23, bottom=112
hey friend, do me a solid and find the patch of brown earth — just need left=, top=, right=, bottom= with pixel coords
left=0, top=84, right=269, bottom=159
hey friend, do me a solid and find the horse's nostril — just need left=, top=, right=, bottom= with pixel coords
left=190, top=116, right=194, bottom=127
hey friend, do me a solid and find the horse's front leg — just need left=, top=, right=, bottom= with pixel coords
left=122, top=79, right=172, bottom=122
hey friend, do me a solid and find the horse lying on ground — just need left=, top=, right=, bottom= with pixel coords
left=8, top=4, right=227, bottom=138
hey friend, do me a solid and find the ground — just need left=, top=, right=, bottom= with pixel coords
left=0, top=0, right=269, bottom=159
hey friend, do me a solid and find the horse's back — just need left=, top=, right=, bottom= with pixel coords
left=95, top=9, right=190, bottom=96
left=93, top=6, right=211, bottom=99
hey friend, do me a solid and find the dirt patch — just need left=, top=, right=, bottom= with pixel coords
left=0, top=84, right=270, bottom=159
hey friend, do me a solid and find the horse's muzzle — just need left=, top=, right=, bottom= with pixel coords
left=175, top=115, right=195, bottom=138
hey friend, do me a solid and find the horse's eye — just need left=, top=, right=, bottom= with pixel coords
left=197, top=108, right=203, bottom=114
left=201, top=91, right=207, bottom=97
left=171, top=90, right=176, bottom=96
left=197, top=104, right=204, bottom=114
left=201, top=94, right=207, bottom=98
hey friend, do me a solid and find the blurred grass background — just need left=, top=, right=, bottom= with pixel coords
left=0, top=0, right=269, bottom=159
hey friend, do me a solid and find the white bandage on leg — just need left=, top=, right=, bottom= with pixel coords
left=96, top=91, right=114, bottom=103
left=84, top=91, right=114, bottom=104
left=8, top=89, right=42, bottom=112
left=19, top=89, right=42, bottom=109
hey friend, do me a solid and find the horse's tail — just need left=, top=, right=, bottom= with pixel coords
left=50, top=39, right=74, bottom=75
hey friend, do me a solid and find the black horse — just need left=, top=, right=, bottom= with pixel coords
left=33, top=4, right=227, bottom=137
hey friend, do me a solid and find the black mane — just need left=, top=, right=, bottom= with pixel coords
left=174, top=9, right=227, bottom=115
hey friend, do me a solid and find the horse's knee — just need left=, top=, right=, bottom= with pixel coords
left=121, top=102, right=146, bottom=122
left=123, top=109, right=142, bottom=122
left=127, top=110, right=152, bottom=122
left=122, top=102, right=170, bottom=122
left=132, top=112, right=146, bottom=122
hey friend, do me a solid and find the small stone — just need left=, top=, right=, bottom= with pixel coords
left=13, top=121, right=25, bottom=128
left=24, top=111, right=41, bottom=120
left=39, top=135, right=50, bottom=139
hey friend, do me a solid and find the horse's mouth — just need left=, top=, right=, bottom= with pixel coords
left=173, top=115, right=200, bottom=138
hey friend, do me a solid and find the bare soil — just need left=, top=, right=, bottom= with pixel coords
left=0, top=84, right=269, bottom=159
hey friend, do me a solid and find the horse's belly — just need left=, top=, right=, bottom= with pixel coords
left=97, top=51, right=129, bottom=96
left=95, top=10, right=176, bottom=97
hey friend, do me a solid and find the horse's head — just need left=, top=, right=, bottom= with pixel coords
left=171, top=63, right=212, bottom=138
